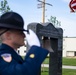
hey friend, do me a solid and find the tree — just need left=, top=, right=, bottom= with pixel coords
left=0, top=0, right=11, bottom=15
left=48, top=16, right=61, bottom=27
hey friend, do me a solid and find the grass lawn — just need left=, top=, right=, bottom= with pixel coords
left=41, top=57, right=76, bottom=75
left=62, top=69, right=76, bottom=75
left=62, top=57, right=76, bottom=66
left=41, top=69, right=76, bottom=75
left=43, top=57, right=49, bottom=64
left=41, top=71, right=48, bottom=75
left=43, top=57, right=76, bottom=66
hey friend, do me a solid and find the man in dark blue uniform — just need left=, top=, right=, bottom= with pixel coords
left=0, top=12, right=49, bottom=75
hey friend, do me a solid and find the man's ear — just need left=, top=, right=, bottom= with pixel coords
left=5, top=31, right=12, bottom=40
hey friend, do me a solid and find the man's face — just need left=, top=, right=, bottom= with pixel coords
left=9, top=29, right=26, bottom=48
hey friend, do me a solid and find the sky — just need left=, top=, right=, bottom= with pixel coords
left=1, top=0, right=76, bottom=37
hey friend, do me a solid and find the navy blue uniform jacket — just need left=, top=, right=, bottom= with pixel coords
left=0, top=43, right=48, bottom=75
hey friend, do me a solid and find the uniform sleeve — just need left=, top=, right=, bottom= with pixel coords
left=0, top=46, right=48, bottom=75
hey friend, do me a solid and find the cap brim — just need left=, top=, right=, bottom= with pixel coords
left=0, top=23, right=28, bottom=32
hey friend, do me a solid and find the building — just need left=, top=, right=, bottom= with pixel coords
left=63, top=37, right=76, bottom=57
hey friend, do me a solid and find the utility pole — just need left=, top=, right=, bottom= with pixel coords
left=37, top=0, right=52, bottom=23
left=42, top=0, right=45, bottom=23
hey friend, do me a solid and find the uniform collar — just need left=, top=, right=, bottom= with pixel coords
left=0, top=43, right=15, bottom=51
left=0, top=43, right=24, bottom=63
